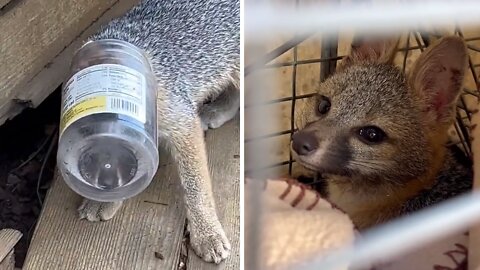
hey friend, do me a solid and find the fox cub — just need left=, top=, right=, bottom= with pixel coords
left=292, top=36, right=472, bottom=229
left=76, top=0, right=239, bottom=264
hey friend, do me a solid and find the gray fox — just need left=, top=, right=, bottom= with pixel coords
left=75, top=0, right=239, bottom=263
left=292, top=36, right=472, bottom=230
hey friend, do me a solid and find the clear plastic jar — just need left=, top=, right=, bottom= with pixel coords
left=57, top=39, right=158, bottom=202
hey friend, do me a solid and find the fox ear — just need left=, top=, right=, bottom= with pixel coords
left=408, top=36, right=467, bottom=126
left=338, top=36, right=399, bottom=71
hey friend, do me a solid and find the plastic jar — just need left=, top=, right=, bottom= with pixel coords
left=57, top=39, right=158, bottom=202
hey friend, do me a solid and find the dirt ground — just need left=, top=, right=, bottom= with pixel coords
left=0, top=89, right=60, bottom=267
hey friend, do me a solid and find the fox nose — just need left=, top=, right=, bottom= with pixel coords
left=292, top=131, right=318, bottom=156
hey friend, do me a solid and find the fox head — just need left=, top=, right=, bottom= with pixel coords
left=292, top=36, right=468, bottom=185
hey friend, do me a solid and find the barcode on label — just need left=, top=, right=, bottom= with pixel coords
left=110, top=98, right=139, bottom=116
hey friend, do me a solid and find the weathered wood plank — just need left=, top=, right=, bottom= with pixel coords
left=23, top=157, right=186, bottom=270
left=0, top=229, right=21, bottom=263
left=0, top=0, right=12, bottom=9
left=0, top=0, right=138, bottom=125
left=23, top=118, right=240, bottom=269
left=0, top=250, right=14, bottom=270
left=187, top=117, right=240, bottom=269
left=0, top=229, right=21, bottom=270
left=17, top=0, right=140, bottom=114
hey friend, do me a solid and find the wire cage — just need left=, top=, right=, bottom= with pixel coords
left=245, top=29, right=480, bottom=178
left=244, top=1, right=480, bottom=269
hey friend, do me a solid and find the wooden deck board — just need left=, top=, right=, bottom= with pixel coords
left=0, top=0, right=139, bottom=125
left=17, top=0, right=140, bottom=115
left=23, top=117, right=239, bottom=270
left=0, top=0, right=12, bottom=9
left=0, top=229, right=22, bottom=262
left=0, top=229, right=22, bottom=270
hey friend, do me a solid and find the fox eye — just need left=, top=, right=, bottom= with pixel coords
left=317, top=95, right=331, bottom=115
left=357, top=126, right=387, bottom=144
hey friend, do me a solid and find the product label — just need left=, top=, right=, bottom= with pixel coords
left=60, top=64, right=147, bottom=135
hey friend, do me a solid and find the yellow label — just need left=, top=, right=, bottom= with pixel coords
left=60, top=96, right=107, bottom=134
left=59, top=64, right=147, bottom=137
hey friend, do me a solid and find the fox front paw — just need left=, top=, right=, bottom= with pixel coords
left=78, top=199, right=123, bottom=222
left=188, top=222, right=231, bottom=264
